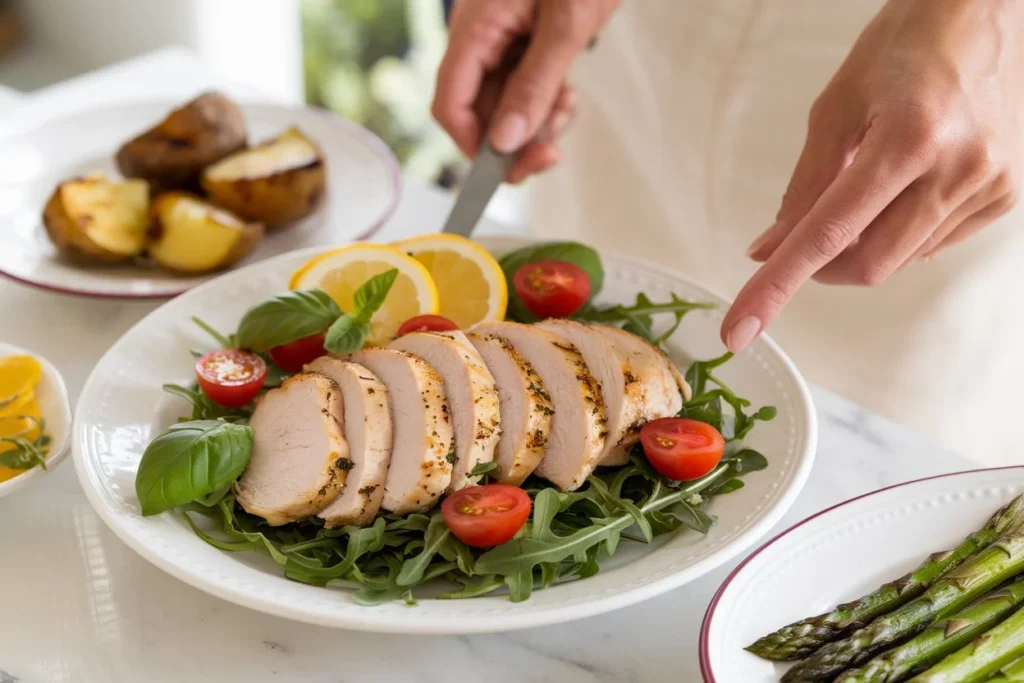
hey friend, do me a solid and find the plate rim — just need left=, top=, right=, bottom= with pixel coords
left=0, top=100, right=403, bottom=300
left=697, top=464, right=1024, bottom=682
left=72, top=238, right=818, bottom=633
left=0, top=342, right=73, bottom=498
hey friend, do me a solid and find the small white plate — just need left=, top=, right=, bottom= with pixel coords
left=0, top=100, right=401, bottom=299
left=0, top=343, right=73, bottom=498
left=73, top=236, right=817, bottom=634
left=699, top=466, right=1024, bottom=682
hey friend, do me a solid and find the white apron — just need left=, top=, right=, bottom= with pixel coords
left=531, top=0, right=1024, bottom=466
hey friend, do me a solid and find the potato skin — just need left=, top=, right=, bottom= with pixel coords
left=42, top=184, right=138, bottom=264
left=201, top=159, right=325, bottom=229
left=147, top=192, right=264, bottom=274
left=116, top=92, right=247, bottom=192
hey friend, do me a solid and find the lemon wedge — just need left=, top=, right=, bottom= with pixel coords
left=0, top=355, right=41, bottom=406
left=289, top=244, right=439, bottom=345
left=393, top=233, right=507, bottom=328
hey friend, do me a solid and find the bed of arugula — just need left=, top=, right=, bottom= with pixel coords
left=135, top=241, right=775, bottom=605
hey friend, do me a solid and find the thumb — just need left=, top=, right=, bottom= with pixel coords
left=488, top=15, right=591, bottom=153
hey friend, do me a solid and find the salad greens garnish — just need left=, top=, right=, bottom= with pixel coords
left=135, top=420, right=254, bottom=516
left=236, top=291, right=340, bottom=352
left=0, top=417, right=50, bottom=471
left=140, top=239, right=778, bottom=604
left=323, top=268, right=400, bottom=354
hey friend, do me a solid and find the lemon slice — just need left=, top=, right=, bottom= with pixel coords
left=393, top=233, right=507, bottom=328
left=290, top=244, right=439, bottom=345
left=0, top=355, right=42, bottom=405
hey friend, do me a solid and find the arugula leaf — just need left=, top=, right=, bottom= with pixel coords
left=136, top=420, right=254, bottom=516
left=162, top=383, right=252, bottom=422
left=724, top=448, right=770, bottom=474
left=323, top=269, right=399, bottom=354
left=579, top=294, right=715, bottom=347
left=236, top=290, right=341, bottom=352
left=468, top=461, right=498, bottom=477
left=396, top=512, right=450, bottom=586
left=499, top=242, right=605, bottom=322
left=191, top=316, right=235, bottom=349
left=439, top=574, right=504, bottom=599
left=0, top=433, right=48, bottom=470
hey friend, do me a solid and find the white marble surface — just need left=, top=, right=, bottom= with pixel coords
left=0, top=49, right=974, bottom=683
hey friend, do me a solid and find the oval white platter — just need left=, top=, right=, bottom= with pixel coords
left=72, top=236, right=817, bottom=634
left=0, top=100, right=400, bottom=299
left=700, top=466, right=1024, bottom=682
left=0, top=342, right=73, bottom=499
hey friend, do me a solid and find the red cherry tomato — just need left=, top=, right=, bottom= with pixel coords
left=441, top=484, right=532, bottom=548
left=640, top=418, right=725, bottom=481
left=513, top=260, right=591, bottom=319
left=268, top=332, right=327, bottom=372
left=195, top=349, right=267, bottom=408
left=396, top=314, right=459, bottom=337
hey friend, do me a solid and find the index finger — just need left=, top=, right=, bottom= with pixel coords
left=432, top=39, right=489, bottom=157
left=721, top=128, right=929, bottom=352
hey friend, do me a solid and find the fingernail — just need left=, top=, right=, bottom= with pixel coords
left=490, top=112, right=528, bottom=152
left=726, top=315, right=762, bottom=353
left=747, top=224, right=777, bottom=257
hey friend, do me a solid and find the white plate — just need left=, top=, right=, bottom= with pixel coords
left=72, top=236, right=817, bottom=634
left=0, top=343, right=73, bottom=498
left=0, top=100, right=400, bottom=299
left=699, top=466, right=1024, bottom=682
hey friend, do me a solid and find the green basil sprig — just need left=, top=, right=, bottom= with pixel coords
left=236, top=290, right=341, bottom=352
left=136, top=420, right=254, bottom=516
left=323, top=268, right=399, bottom=354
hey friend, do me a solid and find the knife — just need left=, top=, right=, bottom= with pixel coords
left=440, top=142, right=516, bottom=237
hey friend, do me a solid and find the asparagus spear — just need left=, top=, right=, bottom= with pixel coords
left=782, top=527, right=1024, bottom=682
left=990, top=657, right=1024, bottom=682
left=749, top=495, right=1024, bottom=661
left=837, top=579, right=1024, bottom=682
left=907, top=601, right=1024, bottom=682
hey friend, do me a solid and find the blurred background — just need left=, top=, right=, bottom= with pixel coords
left=0, top=0, right=525, bottom=223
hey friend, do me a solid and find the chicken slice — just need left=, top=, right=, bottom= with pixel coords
left=535, top=319, right=642, bottom=468
left=236, top=372, right=349, bottom=526
left=347, top=348, right=453, bottom=514
left=388, top=330, right=500, bottom=491
left=472, top=321, right=606, bottom=491
left=467, top=332, right=552, bottom=485
left=588, top=324, right=691, bottom=462
left=304, top=357, right=392, bottom=527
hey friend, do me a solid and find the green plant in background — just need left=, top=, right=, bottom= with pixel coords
left=302, top=0, right=462, bottom=185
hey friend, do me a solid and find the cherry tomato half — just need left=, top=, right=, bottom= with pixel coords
left=513, top=260, right=591, bottom=319
left=640, top=418, right=725, bottom=481
left=396, top=314, right=459, bottom=337
left=195, top=349, right=267, bottom=408
left=441, top=484, right=532, bottom=548
left=268, top=332, right=328, bottom=373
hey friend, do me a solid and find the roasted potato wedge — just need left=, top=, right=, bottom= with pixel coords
left=42, top=173, right=150, bottom=264
left=116, top=92, right=247, bottom=192
left=147, top=192, right=263, bottom=274
left=201, top=126, right=325, bottom=228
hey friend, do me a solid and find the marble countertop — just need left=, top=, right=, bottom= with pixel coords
left=0, top=49, right=974, bottom=683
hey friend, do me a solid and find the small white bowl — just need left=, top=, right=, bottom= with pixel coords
left=0, top=342, right=73, bottom=498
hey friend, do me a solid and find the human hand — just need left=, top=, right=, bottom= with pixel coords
left=432, top=0, right=618, bottom=183
left=722, top=0, right=1024, bottom=353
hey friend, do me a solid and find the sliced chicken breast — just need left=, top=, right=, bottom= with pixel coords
left=347, top=348, right=453, bottom=514
left=388, top=330, right=500, bottom=491
left=588, top=324, right=691, bottom=462
left=304, top=357, right=392, bottom=527
left=236, top=372, right=349, bottom=526
left=467, top=332, right=552, bottom=485
left=535, top=319, right=641, bottom=467
left=472, top=321, right=606, bottom=491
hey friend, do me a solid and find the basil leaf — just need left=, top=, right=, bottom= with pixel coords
left=323, top=315, right=369, bottom=354
left=499, top=242, right=605, bottom=322
left=236, top=290, right=340, bottom=352
left=136, top=420, right=254, bottom=516
left=353, top=268, right=399, bottom=321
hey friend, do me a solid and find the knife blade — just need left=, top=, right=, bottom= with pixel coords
left=440, top=142, right=515, bottom=237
